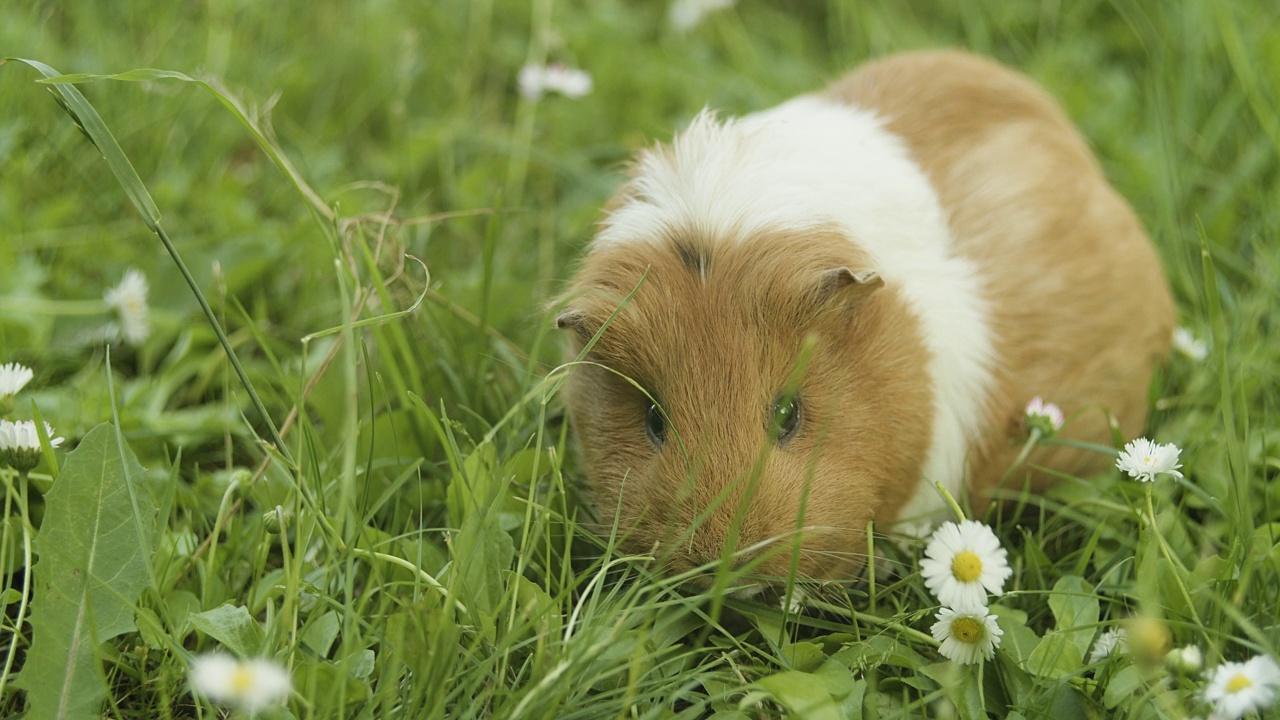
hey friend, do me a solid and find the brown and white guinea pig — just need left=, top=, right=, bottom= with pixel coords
left=554, top=50, right=1174, bottom=582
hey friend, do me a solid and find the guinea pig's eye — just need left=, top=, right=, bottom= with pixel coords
left=644, top=403, right=667, bottom=447
left=770, top=393, right=802, bottom=443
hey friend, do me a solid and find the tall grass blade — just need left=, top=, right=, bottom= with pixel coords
left=2, top=58, right=293, bottom=466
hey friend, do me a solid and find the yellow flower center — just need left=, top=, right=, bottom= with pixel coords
left=951, top=550, right=983, bottom=582
left=230, top=666, right=255, bottom=695
left=1226, top=673, right=1253, bottom=694
left=951, top=616, right=983, bottom=644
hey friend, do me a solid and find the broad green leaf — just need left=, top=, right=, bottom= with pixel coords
left=190, top=604, right=266, bottom=658
left=344, top=649, right=376, bottom=680
left=134, top=607, right=167, bottom=651
left=753, top=670, right=842, bottom=720
left=782, top=641, right=828, bottom=672
left=812, top=658, right=857, bottom=699
left=16, top=423, right=156, bottom=720
left=580, top=629, right=646, bottom=693
left=506, top=571, right=562, bottom=646
left=814, top=659, right=864, bottom=720
left=300, top=610, right=340, bottom=659
left=1104, top=663, right=1146, bottom=709
left=163, top=589, right=202, bottom=638
left=1047, top=575, right=1098, bottom=658
left=917, top=662, right=984, bottom=720
left=1026, top=632, right=1082, bottom=680
left=991, top=605, right=1041, bottom=667
left=832, top=634, right=927, bottom=671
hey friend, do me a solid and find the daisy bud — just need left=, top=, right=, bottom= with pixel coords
left=1165, top=644, right=1203, bottom=675
left=517, top=63, right=592, bottom=101
left=104, top=268, right=152, bottom=345
left=1172, top=327, right=1208, bottom=362
left=1125, top=616, right=1171, bottom=666
left=228, top=468, right=253, bottom=499
left=0, top=363, right=35, bottom=415
left=1089, top=627, right=1129, bottom=664
left=1023, top=396, right=1065, bottom=436
left=669, top=0, right=736, bottom=31
left=262, top=507, right=288, bottom=534
left=0, top=420, right=64, bottom=472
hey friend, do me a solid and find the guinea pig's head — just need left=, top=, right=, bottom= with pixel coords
left=556, top=226, right=933, bottom=583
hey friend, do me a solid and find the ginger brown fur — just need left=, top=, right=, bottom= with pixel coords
left=558, top=50, right=1175, bottom=582
left=560, top=229, right=931, bottom=579
left=828, top=50, right=1175, bottom=498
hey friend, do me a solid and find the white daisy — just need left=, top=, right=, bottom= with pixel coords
left=517, top=63, right=593, bottom=100
left=669, top=0, right=735, bottom=31
left=1202, top=655, right=1280, bottom=720
left=1089, top=627, right=1129, bottom=664
left=0, top=363, right=34, bottom=401
left=190, top=653, right=292, bottom=714
left=104, top=268, right=152, bottom=345
left=920, top=520, right=1012, bottom=607
left=1116, top=438, right=1184, bottom=483
left=1173, top=327, right=1209, bottom=362
left=1024, top=396, right=1065, bottom=435
left=931, top=604, right=1003, bottom=665
left=0, top=419, right=64, bottom=472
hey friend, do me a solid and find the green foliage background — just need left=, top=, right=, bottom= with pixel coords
left=1, top=1, right=1277, bottom=718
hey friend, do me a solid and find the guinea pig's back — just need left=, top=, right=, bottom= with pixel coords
left=827, top=50, right=1176, bottom=495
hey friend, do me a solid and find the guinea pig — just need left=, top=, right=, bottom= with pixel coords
left=554, top=49, right=1174, bottom=582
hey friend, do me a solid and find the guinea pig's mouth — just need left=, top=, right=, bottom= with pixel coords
left=673, top=571, right=769, bottom=599
left=659, top=539, right=802, bottom=594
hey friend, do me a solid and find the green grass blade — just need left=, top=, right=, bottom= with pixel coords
left=2, top=58, right=293, bottom=467
left=2, top=59, right=162, bottom=229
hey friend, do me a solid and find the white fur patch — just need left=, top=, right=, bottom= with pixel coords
left=594, top=96, right=997, bottom=528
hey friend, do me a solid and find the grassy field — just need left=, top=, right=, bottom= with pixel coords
left=1, top=0, right=1278, bottom=718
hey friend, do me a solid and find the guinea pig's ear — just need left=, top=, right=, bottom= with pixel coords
left=555, top=306, right=600, bottom=346
left=818, top=267, right=883, bottom=304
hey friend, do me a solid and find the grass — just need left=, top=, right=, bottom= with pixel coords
left=1, top=0, right=1278, bottom=718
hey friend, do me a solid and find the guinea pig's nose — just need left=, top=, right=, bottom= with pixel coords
left=680, top=544, right=757, bottom=574
left=679, top=549, right=716, bottom=571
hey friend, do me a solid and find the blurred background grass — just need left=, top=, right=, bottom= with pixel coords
left=1, top=1, right=1278, bottom=718
left=4, top=0, right=1276, bottom=508
left=3, top=1, right=1276, bottom=396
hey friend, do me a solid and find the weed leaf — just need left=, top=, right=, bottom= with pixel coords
left=1046, top=575, right=1099, bottom=658
left=752, top=670, right=843, bottom=720
left=16, top=423, right=156, bottom=720
left=189, top=604, right=266, bottom=658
